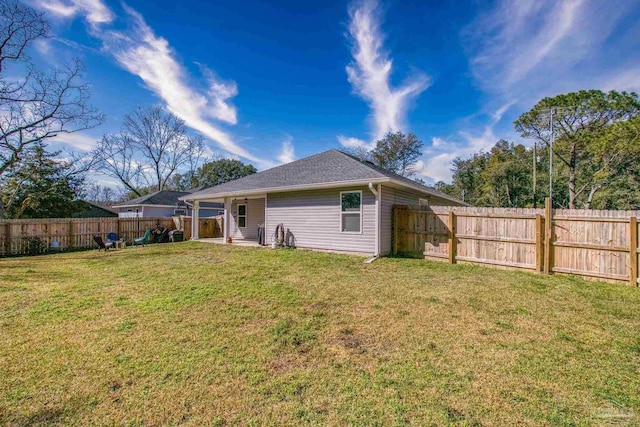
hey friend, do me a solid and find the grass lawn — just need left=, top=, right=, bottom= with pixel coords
left=1, top=242, right=640, bottom=426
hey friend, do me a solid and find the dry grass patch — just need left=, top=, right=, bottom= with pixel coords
left=1, top=242, right=640, bottom=426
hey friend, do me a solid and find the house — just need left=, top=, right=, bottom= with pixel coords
left=182, top=150, right=466, bottom=256
left=113, top=190, right=224, bottom=218
left=72, top=200, right=118, bottom=218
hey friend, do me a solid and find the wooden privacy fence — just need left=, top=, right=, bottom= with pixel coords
left=177, top=216, right=224, bottom=241
left=393, top=199, right=640, bottom=286
left=0, top=217, right=175, bottom=256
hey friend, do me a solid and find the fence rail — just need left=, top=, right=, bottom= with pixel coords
left=178, top=216, right=223, bottom=241
left=393, top=199, right=640, bottom=286
left=0, top=217, right=176, bottom=256
left=0, top=216, right=221, bottom=256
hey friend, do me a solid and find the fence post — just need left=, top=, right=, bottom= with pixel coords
left=393, top=206, right=399, bottom=255
left=4, top=223, right=10, bottom=256
left=448, top=211, right=457, bottom=264
left=535, top=214, right=544, bottom=272
left=544, top=197, right=553, bottom=274
left=630, top=217, right=638, bottom=286
left=68, top=220, right=74, bottom=250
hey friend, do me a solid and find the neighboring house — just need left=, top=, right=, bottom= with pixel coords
left=72, top=200, right=118, bottom=218
left=113, top=190, right=224, bottom=218
left=182, top=150, right=466, bottom=256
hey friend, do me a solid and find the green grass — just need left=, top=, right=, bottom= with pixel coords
left=1, top=242, right=639, bottom=426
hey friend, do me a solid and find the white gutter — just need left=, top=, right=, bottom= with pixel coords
left=181, top=177, right=468, bottom=207
left=368, top=182, right=380, bottom=257
left=386, top=178, right=471, bottom=206
left=112, top=203, right=188, bottom=209
left=181, top=178, right=389, bottom=201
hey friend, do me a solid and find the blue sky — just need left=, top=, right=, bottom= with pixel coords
left=27, top=0, right=640, bottom=184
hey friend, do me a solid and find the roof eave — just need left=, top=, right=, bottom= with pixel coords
left=386, top=178, right=471, bottom=206
left=181, top=178, right=391, bottom=201
left=111, top=203, right=180, bottom=209
left=180, top=176, right=467, bottom=206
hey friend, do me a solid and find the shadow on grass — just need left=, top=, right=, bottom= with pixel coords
left=7, top=406, right=69, bottom=427
left=386, top=252, right=425, bottom=260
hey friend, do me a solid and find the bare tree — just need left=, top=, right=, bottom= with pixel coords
left=0, top=0, right=47, bottom=73
left=344, top=145, right=373, bottom=163
left=84, top=183, right=123, bottom=203
left=93, top=106, right=205, bottom=197
left=92, top=133, right=146, bottom=196
left=0, top=0, right=104, bottom=177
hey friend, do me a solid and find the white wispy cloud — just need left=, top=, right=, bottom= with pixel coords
left=421, top=0, right=640, bottom=183
left=37, top=0, right=114, bottom=25
left=464, top=0, right=639, bottom=99
left=600, top=66, right=640, bottom=93
left=277, top=136, right=295, bottom=164
left=430, top=137, right=445, bottom=148
left=32, top=0, right=271, bottom=166
left=51, top=131, right=100, bottom=151
left=417, top=102, right=513, bottom=183
left=33, top=38, right=52, bottom=55
left=339, top=0, right=430, bottom=149
left=101, top=5, right=257, bottom=161
left=197, top=63, right=238, bottom=124
left=337, top=135, right=367, bottom=149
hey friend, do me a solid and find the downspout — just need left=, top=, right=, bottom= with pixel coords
left=368, top=182, right=380, bottom=258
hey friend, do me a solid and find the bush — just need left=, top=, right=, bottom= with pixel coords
left=22, top=236, right=47, bottom=256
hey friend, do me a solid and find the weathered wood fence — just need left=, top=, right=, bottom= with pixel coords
left=393, top=199, right=640, bottom=286
left=178, top=216, right=223, bottom=241
left=0, top=216, right=226, bottom=256
left=0, top=217, right=176, bottom=256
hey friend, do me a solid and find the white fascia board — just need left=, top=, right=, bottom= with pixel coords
left=180, top=179, right=389, bottom=202
left=387, top=178, right=470, bottom=206
left=111, top=203, right=178, bottom=209
left=180, top=176, right=468, bottom=206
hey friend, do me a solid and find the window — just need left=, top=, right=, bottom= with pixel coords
left=173, top=208, right=187, bottom=216
left=419, top=198, right=429, bottom=207
left=340, top=191, right=362, bottom=233
left=237, top=204, right=247, bottom=228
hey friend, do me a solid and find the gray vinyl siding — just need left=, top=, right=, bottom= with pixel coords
left=379, top=185, right=462, bottom=256
left=192, top=208, right=223, bottom=218
left=118, top=206, right=221, bottom=218
left=118, top=206, right=174, bottom=217
left=143, top=206, right=174, bottom=217
left=118, top=207, right=139, bottom=217
left=229, top=198, right=265, bottom=239
left=265, top=186, right=376, bottom=254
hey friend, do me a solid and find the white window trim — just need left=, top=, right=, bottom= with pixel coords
left=339, top=190, right=363, bottom=234
left=419, top=198, right=429, bottom=207
left=237, top=203, right=247, bottom=228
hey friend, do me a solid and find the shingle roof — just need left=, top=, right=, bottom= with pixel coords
left=114, top=190, right=190, bottom=207
left=184, top=149, right=464, bottom=205
left=114, top=190, right=223, bottom=208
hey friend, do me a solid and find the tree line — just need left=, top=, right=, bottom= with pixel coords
left=437, top=90, right=640, bottom=209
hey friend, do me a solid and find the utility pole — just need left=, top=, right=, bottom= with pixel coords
left=532, top=141, right=537, bottom=208
left=540, top=106, right=571, bottom=208
left=549, top=108, right=554, bottom=207
left=528, top=105, right=575, bottom=209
